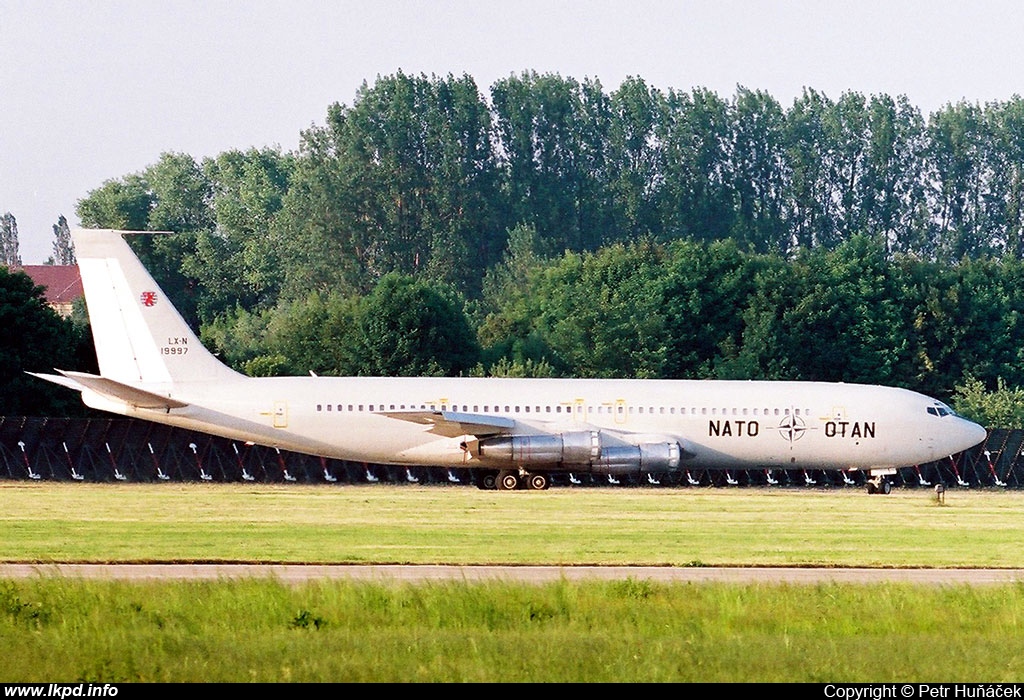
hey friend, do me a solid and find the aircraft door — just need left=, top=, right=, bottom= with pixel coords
left=273, top=401, right=288, bottom=429
left=614, top=399, right=627, bottom=425
left=573, top=398, right=586, bottom=423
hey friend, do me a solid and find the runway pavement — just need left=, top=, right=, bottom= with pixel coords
left=1, top=564, right=1023, bottom=584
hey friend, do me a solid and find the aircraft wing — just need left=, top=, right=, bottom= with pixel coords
left=381, top=410, right=515, bottom=438
left=29, top=370, right=188, bottom=410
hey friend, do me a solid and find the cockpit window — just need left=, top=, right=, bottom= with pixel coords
left=927, top=404, right=953, bottom=417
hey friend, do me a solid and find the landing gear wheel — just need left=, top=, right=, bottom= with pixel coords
left=866, top=478, right=892, bottom=495
left=527, top=473, right=549, bottom=491
left=497, top=470, right=520, bottom=491
left=475, top=471, right=498, bottom=490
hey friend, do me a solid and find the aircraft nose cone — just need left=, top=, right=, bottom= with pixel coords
left=956, top=418, right=987, bottom=453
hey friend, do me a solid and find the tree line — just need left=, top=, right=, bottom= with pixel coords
left=71, top=73, right=1024, bottom=306
left=4, top=71, right=1024, bottom=424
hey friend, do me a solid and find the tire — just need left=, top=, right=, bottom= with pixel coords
left=527, top=473, right=549, bottom=491
left=497, top=470, right=520, bottom=491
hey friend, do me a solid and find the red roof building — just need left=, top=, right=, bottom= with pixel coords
left=19, top=265, right=83, bottom=317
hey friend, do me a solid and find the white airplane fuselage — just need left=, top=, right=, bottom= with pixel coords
left=38, top=229, right=988, bottom=490
left=80, top=373, right=982, bottom=473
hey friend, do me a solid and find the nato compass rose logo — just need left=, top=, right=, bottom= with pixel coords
left=777, top=413, right=808, bottom=443
left=140, top=291, right=158, bottom=307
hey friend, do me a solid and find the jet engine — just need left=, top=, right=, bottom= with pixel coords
left=592, top=442, right=682, bottom=475
left=477, top=430, right=601, bottom=465
left=475, top=430, right=683, bottom=475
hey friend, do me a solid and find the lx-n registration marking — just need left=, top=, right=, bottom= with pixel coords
left=161, top=337, right=189, bottom=356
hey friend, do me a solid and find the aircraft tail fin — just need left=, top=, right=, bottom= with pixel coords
left=72, top=229, right=241, bottom=385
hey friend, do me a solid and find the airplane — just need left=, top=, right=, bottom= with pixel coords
left=31, top=229, right=988, bottom=493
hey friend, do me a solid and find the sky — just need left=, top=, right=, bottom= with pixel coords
left=3, top=0, right=1024, bottom=263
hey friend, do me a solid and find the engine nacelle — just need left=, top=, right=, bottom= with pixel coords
left=477, top=431, right=601, bottom=466
left=476, top=430, right=683, bottom=475
left=593, top=442, right=682, bottom=475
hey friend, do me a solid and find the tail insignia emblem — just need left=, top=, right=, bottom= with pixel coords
left=140, top=291, right=158, bottom=307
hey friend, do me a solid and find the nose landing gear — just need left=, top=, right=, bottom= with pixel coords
left=865, top=468, right=896, bottom=495
left=865, top=478, right=892, bottom=495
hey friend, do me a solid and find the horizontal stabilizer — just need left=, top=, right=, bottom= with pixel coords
left=382, top=410, right=514, bottom=438
left=30, top=370, right=188, bottom=410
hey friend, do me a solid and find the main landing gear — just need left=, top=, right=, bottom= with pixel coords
left=474, top=469, right=550, bottom=491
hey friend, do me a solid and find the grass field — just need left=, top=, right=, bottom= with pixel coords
left=0, top=482, right=1021, bottom=567
left=2, top=482, right=1024, bottom=682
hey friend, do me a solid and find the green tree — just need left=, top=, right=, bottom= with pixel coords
left=184, top=148, right=294, bottom=321
left=785, top=88, right=840, bottom=249
left=926, top=101, right=994, bottom=259
left=951, top=376, right=1024, bottom=428
left=145, top=152, right=214, bottom=233
left=1, top=213, right=21, bottom=268
left=49, top=215, right=75, bottom=265
left=606, top=77, right=663, bottom=241
left=354, top=273, right=480, bottom=376
left=476, top=223, right=558, bottom=369
left=890, top=255, right=963, bottom=397
left=492, top=72, right=597, bottom=252
left=861, top=95, right=930, bottom=254
left=76, top=174, right=153, bottom=230
left=276, top=72, right=501, bottom=300
left=272, top=104, right=369, bottom=299
left=660, top=238, right=759, bottom=379
left=729, top=236, right=913, bottom=385
left=531, top=241, right=669, bottom=378
left=728, top=88, right=790, bottom=253
left=0, top=267, right=94, bottom=414
left=986, top=97, right=1024, bottom=257
left=657, top=87, right=735, bottom=243
left=265, top=293, right=363, bottom=376
left=947, top=256, right=1024, bottom=390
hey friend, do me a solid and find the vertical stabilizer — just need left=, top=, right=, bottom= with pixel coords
left=73, top=229, right=241, bottom=385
